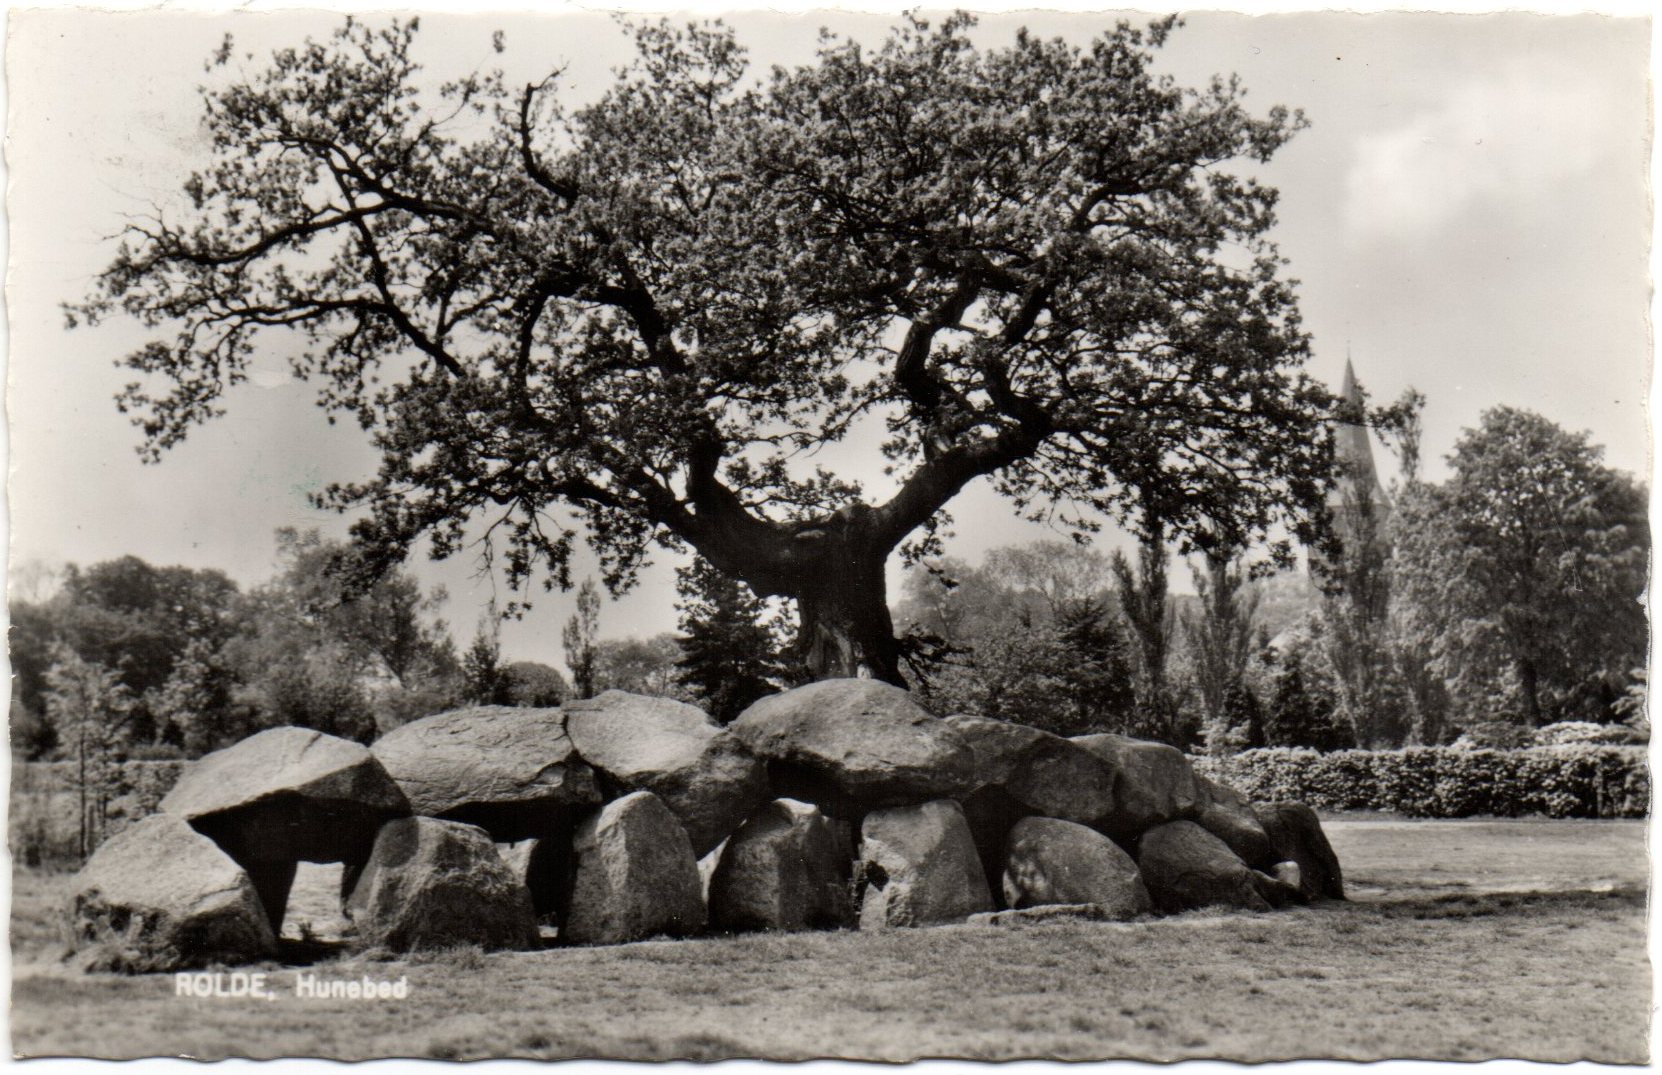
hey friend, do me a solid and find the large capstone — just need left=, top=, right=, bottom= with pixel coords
left=66, top=815, right=277, bottom=973
left=346, top=817, right=539, bottom=953
left=857, top=800, right=994, bottom=929
left=1071, top=733, right=1206, bottom=839
left=732, top=679, right=977, bottom=812
left=564, top=690, right=769, bottom=856
left=561, top=791, right=707, bottom=945
left=1001, top=816, right=1151, bottom=918
left=708, top=799, right=853, bottom=933
left=945, top=715, right=1119, bottom=827
left=1136, top=820, right=1271, bottom=914
left=160, top=726, right=409, bottom=927
left=1254, top=801, right=1346, bottom=901
left=370, top=706, right=601, bottom=841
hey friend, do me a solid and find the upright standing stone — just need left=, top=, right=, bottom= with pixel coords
left=1136, top=820, right=1271, bottom=914
left=562, top=792, right=707, bottom=945
left=565, top=691, right=769, bottom=855
left=857, top=800, right=994, bottom=929
left=347, top=817, right=538, bottom=952
left=160, top=727, right=409, bottom=929
left=1253, top=801, right=1346, bottom=900
left=709, top=799, right=853, bottom=933
left=66, top=815, right=278, bottom=973
left=1001, top=817, right=1151, bottom=918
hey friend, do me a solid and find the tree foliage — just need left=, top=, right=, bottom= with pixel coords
left=43, top=643, right=134, bottom=857
left=1181, top=551, right=1260, bottom=754
left=896, top=541, right=1136, bottom=736
left=1391, top=407, right=1648, bottom=726
left=499, top=661, right=569, bottom=707
left=595, top=633, right=688, bottom=698
left=675, top=557, right=787, bottom=722
left=223, top=528, right=460, bottom=741
left=71, top=13, right=1343, bottom=683
left=1111, top=520, right=1183, bottom=742
left=10, top=533, right=464, bottom=757
left=561, top=578, right=602, bottom=699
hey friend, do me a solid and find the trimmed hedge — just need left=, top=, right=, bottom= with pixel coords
left=1193, top=745, right=1649, bottom=819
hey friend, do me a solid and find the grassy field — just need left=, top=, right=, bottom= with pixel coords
left=11, top=817, right=1649, bottom=1062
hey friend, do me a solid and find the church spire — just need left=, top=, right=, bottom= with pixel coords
left=1333, top=355, right=1386, bottom=509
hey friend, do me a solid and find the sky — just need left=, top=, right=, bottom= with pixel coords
left=4, top=5, right=1652, bottom=666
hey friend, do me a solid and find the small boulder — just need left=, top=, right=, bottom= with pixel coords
left=370, top=707, right=601, bottom=840
left=1136, top=820, right=1271, bottom=914
left=1071, top=733, right=1206, bottom=839
left=562, top=792, right=707, bottom=945
left=565, top=691, right=769, bottom=855
left=1249, top=867, right=1309, bottom=909
left=66, top=815, right=277, bottom=973
left=731, top=680, right=977, bottom=811
left=347, top=817, right=538, bottom=952
left=161, top=727, right=410, bottom=926
left=1194, top=775, right=1279, bottom=870
left=1253, top=801, right=1345, bottom=900
left=944, top=715, right=1119, bottom=827
left=709, top=799, right=853, bottom=933
left=1001, top=817, right=1151, bottom=918
left=857, top=800, right=994, bottom=929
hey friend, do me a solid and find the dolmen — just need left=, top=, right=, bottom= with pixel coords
left=64, top=678, right=1345, bottom=973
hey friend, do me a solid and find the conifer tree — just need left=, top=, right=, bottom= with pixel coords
left=675, top=558, right=784, bottom=723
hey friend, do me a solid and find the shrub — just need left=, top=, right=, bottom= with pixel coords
left=1193, top=745, right=1648, bottom=819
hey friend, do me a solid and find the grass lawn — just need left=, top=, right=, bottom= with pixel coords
left=10, top=817, right=1649, bottom=1062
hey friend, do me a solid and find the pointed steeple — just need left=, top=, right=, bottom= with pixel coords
left=1332, top=355, right=1386, bottom=509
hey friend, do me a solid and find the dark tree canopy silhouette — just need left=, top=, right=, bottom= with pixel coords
left=72, top=14, right=1342, bottom=684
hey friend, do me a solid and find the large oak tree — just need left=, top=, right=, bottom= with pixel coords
left=73, top=14, right=1340, bottom=684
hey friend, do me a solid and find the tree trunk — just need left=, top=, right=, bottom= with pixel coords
left=796, top=566, right=904, bottom=686
left=1518, top=659, right=1542, bottom=726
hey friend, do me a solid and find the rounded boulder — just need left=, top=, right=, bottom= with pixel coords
left=1071, top=733, right=1206, bottom=839
left=1136, top=820, right=1271, bottom=914
left=370, top=706, right=601, bottom=841
left=857, top=799, right=993, bottom=929
left=945, top=715, right=1119, bottom=827
left=1001, top=816, right=1151, bottom=918
left=709, top=799, right=853, bottom=933
left=561, top=791, right=707, bottom=945
left=66, top=815, right=278, bottom=973
left=347, top=817, right=539, bottom=953
left=565, top=690, right=769, bottom=856
left=161, top=726, right=410, bottom=927
left=1253, top=801, right=1345, bottom=901
left=732, top=679, right=977, bottom=811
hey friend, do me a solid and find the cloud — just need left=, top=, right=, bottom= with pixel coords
left=1342, top=60, right=1629, bottom=242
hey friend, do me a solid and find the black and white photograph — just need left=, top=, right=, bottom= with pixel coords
left=4, top=1, right=1651, bottom=1063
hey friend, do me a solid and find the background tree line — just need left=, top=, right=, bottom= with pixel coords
left=886, top=402, right=1647, bottom=752
left=10, top=530, right=799, bottom=774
